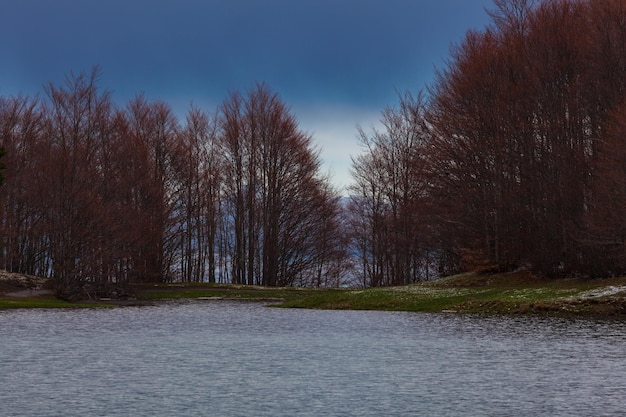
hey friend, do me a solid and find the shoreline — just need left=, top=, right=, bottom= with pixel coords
left=1, top=271, right=625, bottom=318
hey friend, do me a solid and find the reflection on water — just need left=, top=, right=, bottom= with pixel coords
left=1, top=302, right=625, bottom=416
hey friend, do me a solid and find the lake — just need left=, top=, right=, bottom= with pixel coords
left=1, top=301, right=625, bottom=416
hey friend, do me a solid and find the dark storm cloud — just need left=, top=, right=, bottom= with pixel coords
left=0, top=0, right=493, bottom=190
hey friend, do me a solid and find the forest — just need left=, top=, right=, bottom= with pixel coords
left=1, top=0, right=626, bottom=299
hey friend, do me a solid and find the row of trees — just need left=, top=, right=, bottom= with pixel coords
left=0, top=70, right=347, bottom=299
left=351, top=0, right=626, bottom=281
left=347, top=92, right=445, bottom=287
left=3, top=0, right=626, bottom=294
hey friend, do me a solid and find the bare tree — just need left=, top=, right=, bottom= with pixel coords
left=425, top=0, right=626, bottom=277
left=348, top=92, right=433, bottom=286
left=170, top=107, right=222, bottom=283
left=124, top=95, right=179, bottom=282
left=219, top=83, right=342, bottom=286
left=42, top=67, right=117, bottom=299
left=0, top=96, right=49, bottom=276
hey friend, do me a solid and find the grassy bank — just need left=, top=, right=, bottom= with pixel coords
left=134, top=282, right=321, bottom=303
left=279, top=272, right=626, bottom=317
left=2, top=271, right=626, bottom=317
left=0, top=296, right=113, bottom=309
left=134, top=272, right=626, bottom=317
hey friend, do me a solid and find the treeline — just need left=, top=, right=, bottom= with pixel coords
left=3, top=0, right=626, bottom=296
left=0, top=71, right=348, bottom=299
left=351, top=0, right=626, bottom=284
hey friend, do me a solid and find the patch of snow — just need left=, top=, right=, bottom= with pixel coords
left=387, top=285, right=478, bottom=297
left=578, top=286, right=626, bottom=299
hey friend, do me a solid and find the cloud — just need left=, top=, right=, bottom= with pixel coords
left=295, top=103, right=382, bottom=194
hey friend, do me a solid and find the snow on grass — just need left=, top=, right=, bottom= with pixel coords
left=504, top=287, right=578, bottom=300
left=382, top=285, right=479, bottom=297
left=577, top=286, right=626, bottom=299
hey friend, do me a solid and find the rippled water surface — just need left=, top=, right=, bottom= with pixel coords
left=1, top=301, right=625, bottom=416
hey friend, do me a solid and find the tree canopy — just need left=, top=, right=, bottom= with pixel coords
left=3, top=0, right=626, bottom=297
left=0, top=73, right=345, bottom=299
left=351, top=0, right=626, bottom=279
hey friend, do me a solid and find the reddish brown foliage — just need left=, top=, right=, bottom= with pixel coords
left=426, top=0, right=626, bottom=276
left=0, top=73, right=345, bottom=296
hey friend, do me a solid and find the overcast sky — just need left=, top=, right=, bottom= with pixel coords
left=0, top=0, right=494, bottom=192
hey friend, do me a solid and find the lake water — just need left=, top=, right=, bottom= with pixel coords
left=1, top=301, right=625, bottom=416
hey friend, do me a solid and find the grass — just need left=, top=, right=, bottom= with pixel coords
left=2, top=272, right=625, bottom=317
left=0, top=295, right=115, bottom=309
left=133, top=282, right=322, bottom=303
left=131, top=273, right=626, bottom=318
left=278, top=271, right=626, bottom=317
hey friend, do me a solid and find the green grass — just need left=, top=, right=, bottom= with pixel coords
left=0, top=295, right=115, bottom=309
left=279, top=272, right=626, bottom=317
left=134, top=283, right=323, bottom=303
left=279, top=285, right=497, bottom=312
left=2, top=272, right=625, bottom=317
